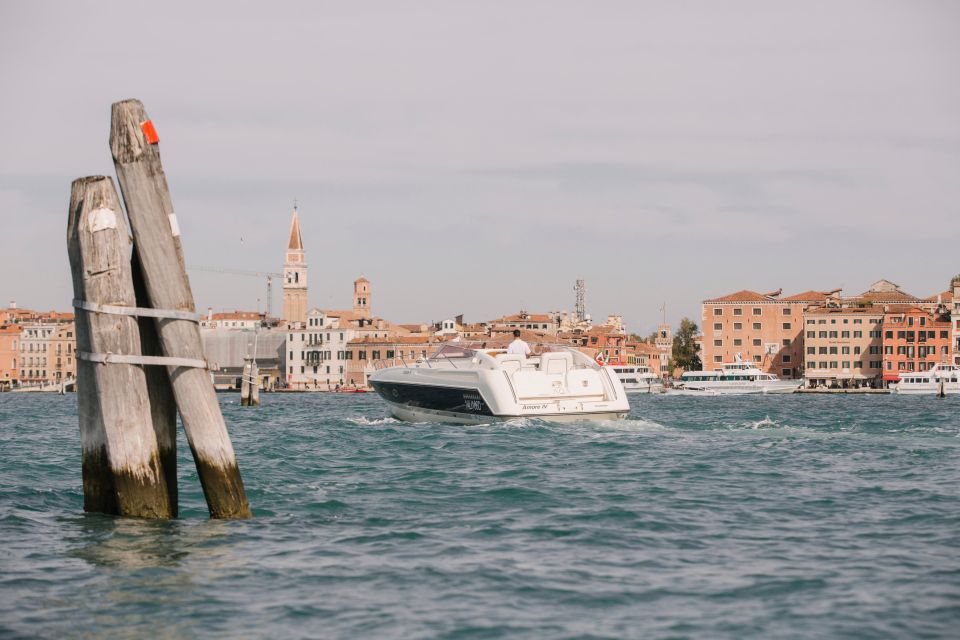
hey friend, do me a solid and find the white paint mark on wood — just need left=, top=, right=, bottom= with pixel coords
left=89, top=206, right=117, bottom=233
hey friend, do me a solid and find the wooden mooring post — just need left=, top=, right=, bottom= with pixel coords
left=110, top=99, right=251, bottom=519
left=67, top=176, right=173, bottom=518
left=131, top=247, right=179, bottom=516
left=240, top=356, right=253, bottom=407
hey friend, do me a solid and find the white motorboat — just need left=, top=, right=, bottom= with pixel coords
left=673, top=356, right=802, bottom=395
left=368, top=343, right=630, bottom=424
left=611, top=365, right=664, bottom=394
left=890, top=363, right=960, bottom=395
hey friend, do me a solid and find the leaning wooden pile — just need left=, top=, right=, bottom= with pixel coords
left=67, top=100, right=250, bottom=519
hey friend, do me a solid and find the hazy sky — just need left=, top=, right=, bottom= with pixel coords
left=1, top=1, right=958, bottom=334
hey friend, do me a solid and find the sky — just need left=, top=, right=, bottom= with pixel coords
left=1, top=0, right=958, bottom=335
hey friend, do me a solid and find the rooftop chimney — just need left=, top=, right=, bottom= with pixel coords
left=9, top=300, right=16, bottom=310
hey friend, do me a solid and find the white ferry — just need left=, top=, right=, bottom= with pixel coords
left=611, top=365, right=664, bottom=394
left=673, top=356, right=802, bottom=395
left=890, top=363, right=960, bottom=395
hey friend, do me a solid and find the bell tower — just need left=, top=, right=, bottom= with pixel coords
left=353, top=277, right=370, bottom=319
left=283, top=204, right=308, bottom=326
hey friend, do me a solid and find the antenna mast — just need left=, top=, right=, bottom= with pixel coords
left=574, top=279, right=586, bottom=323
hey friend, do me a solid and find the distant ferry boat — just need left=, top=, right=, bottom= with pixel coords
left=673, top=357, right=802, bottom=395
left=611, top=365, right=664, bottom=394
left=890, top=363, right=960, bottom=395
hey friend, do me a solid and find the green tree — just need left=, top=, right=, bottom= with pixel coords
left=670, top=317, right=701, bottom=371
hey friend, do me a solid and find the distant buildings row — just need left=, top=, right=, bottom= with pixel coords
left=700, top=277, right=960, bottom=387
left=0, top=207, right=650, bottom=392
left=7, top=204, right=954, bottom=393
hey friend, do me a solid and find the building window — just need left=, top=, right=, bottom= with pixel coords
left=713, top=323, right=722, bottom=330
left=752, top=308, right=761, bottom=315
left=714, top=356, right=723, bottom=363
left=783, top=339, right=791, bottom=346
left=714, top=308, right=723, bottom=316
left=733, top=308, right=742, bottom=316
left=713, top=339, right=722, bottom=347
left=783, top=308, right=792, bottom=315
left=752, top=339, right=761, bottom=346
left=734, top=339, right=742, bottom=346
left=752, top=323, right=761, bottom=330
left=783, top=323, right=791, bottom=330
left=734, top=322, right=743, bottom=330
left=783, top=355, right=791, bottom=363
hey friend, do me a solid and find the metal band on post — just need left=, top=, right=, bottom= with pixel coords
left=73, top=299, right=201, bottom=322
left=77, top=351, right=211, bottom=370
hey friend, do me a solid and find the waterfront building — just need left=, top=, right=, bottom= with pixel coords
left=488, top=311, right=559, bottom=336
left=18, top=318, right=72, bottom=386
left=346, top=335, right=435, bottom=387
left=625, top=340, right=661, bottom=376
left=201, top=326, right=285, bottom=390
left=560, top=324, right=628, bottom=365
left=701, top=289, right=833, bottom=379
left=803, top=305, right=884, bottom=387
left=954, top=278, right=960, bottom=366
left=654, top=323, right=672, bottom=378
left=48, top=323, right=76, bottom=385
left=285, top=290, right=407, bottom=389
left=0, top=324, right=21, bottom=390
left=200, top=309, right=265, bottom=330
left=282, top=205, right=308, bottom=327
left=881, top=307, right=951, bottom=384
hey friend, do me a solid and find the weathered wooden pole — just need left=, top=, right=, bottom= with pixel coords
left=110, top=99, right=251, bottom=519
left=250, top=361, right=261, bottom=407
left=67, top=176, right=173, bottom=518
left=131, top=247, right=179, bottom=516
left=240, top=356, right=252, bottom=407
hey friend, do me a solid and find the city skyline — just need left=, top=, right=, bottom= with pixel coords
left=2, top=1, right=958, bottom=334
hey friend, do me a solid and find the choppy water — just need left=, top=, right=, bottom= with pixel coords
left=1, top=392, right=958, bottom=639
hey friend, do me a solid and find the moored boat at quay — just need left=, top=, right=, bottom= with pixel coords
left=672, top=356, right=803, bottom=395
left=611, top=364, right=664, bottom=394
left=890, top=363, right=960, bottom=395
left=368, top=343, right=630, bottom=423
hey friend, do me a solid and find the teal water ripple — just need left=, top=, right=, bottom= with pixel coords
left=0, top=393, right=959, bottom=638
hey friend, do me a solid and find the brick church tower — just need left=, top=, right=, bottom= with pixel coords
left=353, top=277, right=370, bottom=319
left=282, top=205, right=308, bottom=326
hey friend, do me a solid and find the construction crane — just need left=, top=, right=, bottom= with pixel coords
left=187, top=265, right=283, bottom=317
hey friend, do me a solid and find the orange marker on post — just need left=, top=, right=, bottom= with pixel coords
left=140, top=120, right=159, bottom=144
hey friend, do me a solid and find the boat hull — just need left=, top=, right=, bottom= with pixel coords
left=369, top=365, right=629, bottom=424
left=380, top=397, right=628, bottom=424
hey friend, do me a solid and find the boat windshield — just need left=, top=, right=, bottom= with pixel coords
left=428, top=344, right=478, bottom=361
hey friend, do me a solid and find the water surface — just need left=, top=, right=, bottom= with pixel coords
left=1, top=393, right=958, bottom=638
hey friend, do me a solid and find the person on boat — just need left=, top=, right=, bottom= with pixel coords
left=507, top=329, right=531, bottom=357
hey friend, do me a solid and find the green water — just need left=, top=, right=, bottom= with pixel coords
left=1, top=393, right=958, bottom=638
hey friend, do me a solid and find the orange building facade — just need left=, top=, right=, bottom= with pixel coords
left=0, top=325, right=21, bottom=389
left=881, top=307, right=951, bottom=383
left=700, top=290, right=830, bottom=379
left=803, top=306, right=884, bottom=386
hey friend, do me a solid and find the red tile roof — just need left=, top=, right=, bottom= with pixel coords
left=780, top=290, right=834, bottom=302
left=703, top=290, right=774, bottom=303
